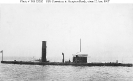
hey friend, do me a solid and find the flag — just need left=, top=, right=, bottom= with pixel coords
left=0, top=50, right=3, bottom=53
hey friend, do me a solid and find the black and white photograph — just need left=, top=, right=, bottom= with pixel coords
left=0, top=1, right=133, bottom=81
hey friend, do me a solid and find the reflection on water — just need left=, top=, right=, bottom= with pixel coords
left=0, top=63, right=133, bottom=81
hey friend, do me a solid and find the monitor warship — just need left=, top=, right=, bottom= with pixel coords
left=1, top=40, right=133, bottom=67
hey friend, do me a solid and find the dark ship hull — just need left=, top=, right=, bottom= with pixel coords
left=1, top=61, right=132, bottom=67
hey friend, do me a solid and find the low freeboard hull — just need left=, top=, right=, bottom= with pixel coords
left=1, top=61, right=133, bottom=67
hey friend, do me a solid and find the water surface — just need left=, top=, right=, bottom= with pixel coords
left=0, top=57, right=133, bottom=81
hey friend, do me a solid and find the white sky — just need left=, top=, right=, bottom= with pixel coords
left=0, top=4, right=133, bottom=63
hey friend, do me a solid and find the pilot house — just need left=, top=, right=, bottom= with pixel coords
left=73, top=54, right=88, bottom=63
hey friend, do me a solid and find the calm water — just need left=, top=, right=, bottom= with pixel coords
left=0, top=57, right=133, bottom=81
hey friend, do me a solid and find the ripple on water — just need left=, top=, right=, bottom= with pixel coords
left=0, top=63, right=133, bottom=81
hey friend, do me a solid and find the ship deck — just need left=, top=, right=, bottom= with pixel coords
left=1, top=61, right=133, bottom=67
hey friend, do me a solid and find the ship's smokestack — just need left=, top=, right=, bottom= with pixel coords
left=42, top=41, right=47, bottom=62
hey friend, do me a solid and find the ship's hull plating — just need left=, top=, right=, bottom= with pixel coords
left=1, top=61, right=132, bottom=67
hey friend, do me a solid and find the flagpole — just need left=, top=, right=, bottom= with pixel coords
left=1, top=50, right=3, bottom=61
left=80, top=38, right=81, bottom=52
left=2, top=51, right=3, bottom=61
